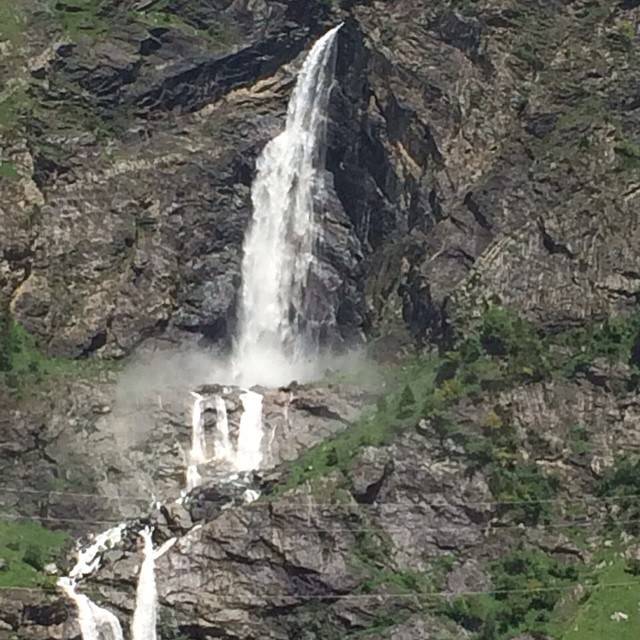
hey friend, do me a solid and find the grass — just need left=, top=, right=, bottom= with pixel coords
left=53, top=0, right=110, bottom=39
left=0, top=161, right=18, bottom=178
left=0, top=2, right=25, bottom=42
left=0, top=316, right=114, bottom=395
left=0, top=86, right=31, bottom=133
left=0, top=521, right=68, bottom=588
left=615, top=140, right=640, bottom=171
left=548, top=550, right=640, bottom=640
left=275, top=356, right=440, bottom=493
left=132, top=5, right=241, bottom=50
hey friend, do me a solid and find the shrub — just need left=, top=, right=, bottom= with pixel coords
left=489, top=463, right=559, bottom=525
left=596, top=456, right=640, bottom=532
left=443, top=548, right=578, bottom=639
left=22, top=544, right=44, bottom=571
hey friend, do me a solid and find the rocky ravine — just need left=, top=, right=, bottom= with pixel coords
left=2, top=0, right=640, bottom=639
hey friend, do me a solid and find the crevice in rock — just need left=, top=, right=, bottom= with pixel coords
left=289, top=400, right=349, bottom=424
left=464, top=192, right=492, bottom=231
left=353, top=460, right=393, bottom=504
left=80, top=330, right=108, bottom=357
left=537, top=219, right=576, bottom=258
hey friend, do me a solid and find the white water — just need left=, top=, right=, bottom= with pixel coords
left=61, top=25, right=343, bottom=639
left=59, top=578, right=124, bottom=640
left=59, top=524, right=126, bottom=640
left=69, top=525, right=126, bottom=580
left=213, top=394, right=234, bottom=462
left=186, top=392, right=206, bottom=491
left=233, top=24, right=342, bottom=388
left=131, top=529, right=158, bottom=640
left=235, top=390, right=264, bottom=471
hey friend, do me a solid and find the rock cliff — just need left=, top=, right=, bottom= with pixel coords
left=1, top=0, right=640, bottom=639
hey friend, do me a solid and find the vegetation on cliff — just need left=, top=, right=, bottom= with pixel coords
left=0, top=521, right=68, bottom=588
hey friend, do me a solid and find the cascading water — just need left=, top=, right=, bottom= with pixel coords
left=186, top=392, right=206, bottom=491
left=61, top=26, right=343, bottom=638
left=235, top=390, right=264, bottom=471
left=233, top=24, right=343, bottom=388
left=58, top=524, right=126, bottom=640
left=213, top=394, right=233, bottom=462
left=59, top=579, right=124, bottom=640
left=131, top=529, right=158, bottom=640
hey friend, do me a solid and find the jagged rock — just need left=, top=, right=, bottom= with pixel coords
left=350, top=446, right=392, bottom=502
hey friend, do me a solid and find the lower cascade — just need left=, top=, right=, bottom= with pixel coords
left=185, top=392, right=206, bottom=491
left=57, top=526, right=126, bottom=640
left=131, top=529, right=158, bottom=640
left=213, top=393, right=233, bottom=462
left=235, top=390, right=265, bottom=471
left=59, top=579, right=124, bottom=640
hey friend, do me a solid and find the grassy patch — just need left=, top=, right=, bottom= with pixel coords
left=549, top=551, right=640, bottom=640
left=0, top=2, right=25, bottom=42
left=0, top=314, right=111, bottom=395
left=615, top=140, right=640, bottom=171
left=276, top=357, right=440, bottom=492
left=132, top=4, right=241, bottom=50
left=0, top=86, right=31, bottom=133
left=53, top=0, right=110, bottom=39
left=0, top=521, right=68, bottom=587
left=0, top=161, right=18, bottom=178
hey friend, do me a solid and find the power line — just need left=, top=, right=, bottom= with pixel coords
left=2, top=485, right=640, bottom=509
left=2, top=579, right=640, bottom=600
left=1, top=510, right=638, bottom=534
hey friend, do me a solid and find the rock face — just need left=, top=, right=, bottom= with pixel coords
left=2, top=0, right=640, bottom=638
left=0, top=352, right=369, bottom=528
left=3, top=0, right=640, bottom=355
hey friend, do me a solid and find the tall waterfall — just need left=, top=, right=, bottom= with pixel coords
left=233, top=24, right=342, bottom=387
left=131, top=529, right=158, bottom=640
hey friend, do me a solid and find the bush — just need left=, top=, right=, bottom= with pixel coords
left=443, top=548, right=578, bottom=639
left=22, top=544, right=44, bottom=571
left=555, top=313, right=640, bottom=376
left=596, top=456, right=640, bottom=531
left=0, top=521, right=68, bottom=587
left=489, top=463, right=559, bottom=525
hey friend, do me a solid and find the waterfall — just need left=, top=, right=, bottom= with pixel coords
left=233, top=24, right=342, bottom=388
left=131, top=529, right=157, bottom=640
left=58, top=524, right=126, bottom=640
left=235, top=390, right=264, bottom=471
left=213, top=394, right=233, bottom=462
left=59, top=579, right=124, bottom=640
left=186, top=392, right=206, bottom=491
left=69, top=525, right=125, bottom=580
